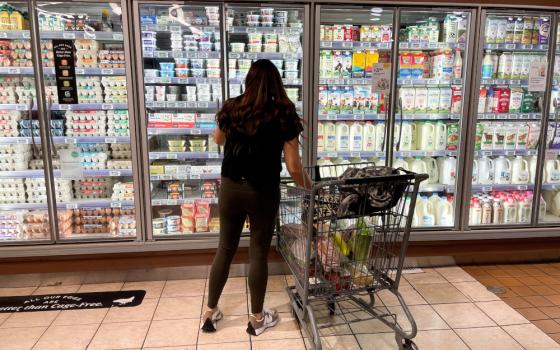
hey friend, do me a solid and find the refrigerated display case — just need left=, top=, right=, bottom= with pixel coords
left=467, top=11, right=553, bottom=228
left=395, top=9, right=473, bottom=229
left=315, top=6, right=394, bottom=175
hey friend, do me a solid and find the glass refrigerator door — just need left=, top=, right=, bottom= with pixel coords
left=469, top=12, right=552, bottom=227
left=226, top=4, right=305, bottom=179
left=0, top=1, right=54, bottom=243
left=539, top=19, right=560, bottom=224
left=396, top=9, right=471, bottom=229
left=36, top=1, right=138, bottom=240
left=317, top=7, right=393, bottom=171
left=138, top=4, right=223, bottom=237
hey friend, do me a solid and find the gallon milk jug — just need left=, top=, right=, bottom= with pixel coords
left=539, top=195, right=547, bottom=221
left=436, top=198, right=454, bottom=226
left=374, top=122, right=385, bottom=151
left=528, top=155, right=538, bottom=182
left=434, top=122, right=447, bottom=151
left=545, top=160, right=560, bottom=183
left=511, top=156, right=529, bottom=184
left=472, top=160, right=479, bottom=184
left=477, top=157, right=494, bottom=184
left=317, top=158, right=334, bottom=178
left=362, top=122, right=376, bottom=151
left=399, top=122, right=414, bottom=151
left=423, top=157, right=439, bottom=184
left=417, top=122, right=436, bottom=151
left=336, top=122, right=350, bottom=152
left=438, top=157, right=456, bottom=185
left=551, top=191, right=560, bottom=217
left=349, top=122, right=363, bottom=151
left=410, top=157, right=428, bottom=175
left=428, top=193, right=441, bottom=209
left=469, top=199, right=482, bottom=225
left=323, top=122, right=337, bottom=152
left=393, top=158, right=409, bottom=170
left=503, top=197, right=517, bottom=224
left=410, top=122, right=418, bottom=150
left=494, top=156, right=511, bottom=184
left=317, top=122, right=325, bottom=152
left=415, top=196, right=435, bottom=226
left=517, top=197, right=531, bottom=223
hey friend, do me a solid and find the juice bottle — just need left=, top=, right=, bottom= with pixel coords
left=453, top=49, right=462, bottom=79
left=481, top=50, right=494, bottom=79
left=317, top=122, right=325, bottom=152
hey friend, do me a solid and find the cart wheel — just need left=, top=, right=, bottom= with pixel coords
left=327, top=301, right=336, bottom=315
left=367, top=291, right=376, bottom=307
left=396, top=336, right=417, bottom=350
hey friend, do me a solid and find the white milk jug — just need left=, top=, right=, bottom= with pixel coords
left=434, top=122, right=447, bottom=151
left=503, top=198, right=517, bottom=224
left=336, top=122, right=350, bottom=152
left=349, top=122, right=363, bottom=151
left=399, top=122, right=414, bottom=151
left=423, top=157, right=439, bottom=184
left=393, top=158, right=409, bottom=171
left=410, top=122, right=418, bottom=150
left=528, top=156, right=538, bottom=182
left=428, top=193, right=441, bottom=209
left=436, top=199, right=454, bottom=226
left=438, top=157, right=456, bottom=185
left=417, top=122, right=436, bottom=151
left=472, top=160, right=479, bottom=184
left=415, top=196, right=435, bottom=226
left=477, top=157, right=494, bottom=184
left=323, top=122, right=337, bottom=152
left=494, top=156, right=511, bottom=184
left=517, top=198, right=531, bottom=223
left=511, top=156, right=529, bottom=184
left=539, top=195, right=547, bottom=221
left=362, top=122, right=376, bottom=151
left=374, top=122, right=385, bottom=151
left=317, top=158, right=334, bottom=178
left=550, top=191, right=560, bottom=216
left=545, top=160, right=560, bottom=183
left=317, top=122, right=325, bottom=152
left=410, top=157, right=428, bottom=174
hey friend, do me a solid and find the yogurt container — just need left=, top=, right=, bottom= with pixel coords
left=248, top=43, right=261, bottom=52
left=284, top=70, right=299, bottom=80
left=263, top=43, right=278, bottom=52
left=199, top=42, right=213, bottom=51
left=207, top=59, right=220, bottom=69
left=159, top=62, right=175, bottom=71
left=207, top=69, right=221, bottom=78
left=231, top=43, right=245, bottom=52
left=191, top=68, right=206, bottom=78
left=190, top=59, right=205, bottom=69
left=144, top=69, right=159, bottom=77
left=284, top=59, right=298, bottom=71
left=175, top=68, right=190, bottom=78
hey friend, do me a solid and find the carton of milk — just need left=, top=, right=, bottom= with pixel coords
left=439, top=88, right=452, bottom=113
left=399, top=87, right=416, bottom=114
left=414, top=87, right=428, bottom=113
left=427, top=88, right=441, bottom=113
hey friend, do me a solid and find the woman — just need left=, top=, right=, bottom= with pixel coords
left=201, top=59, right=310, bottom=336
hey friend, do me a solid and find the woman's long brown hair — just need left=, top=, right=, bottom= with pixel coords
left=217, top=59, right=302, bottom=138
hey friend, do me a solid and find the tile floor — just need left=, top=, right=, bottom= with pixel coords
left=0, top=267, right=559, bottom=349
left=463, top=263, right=560, bottom=346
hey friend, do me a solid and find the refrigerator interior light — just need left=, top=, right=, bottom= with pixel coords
left=370, top=7, right=383, bottom=13
left=370, top=18, right=380, bottom=21
left=109, top=3, right=122, bottom=16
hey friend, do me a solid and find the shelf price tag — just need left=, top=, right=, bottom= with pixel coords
left=166, top=153, right=178, bottom=159
left=58, top=104, right=71, bottom=110
left=156, top=24, right=167, bottom=31
left=169, top=26, right=181, bottom=32
left=508, top=114, right=518, bottom=120
left=156, top=51, right=168, bottom=58
left=209, top=153, right=219, bottom=159
left=520, top=114, right=530, bottom=119
left=246, top=27, right=257, bottom=33
left=7, top=68, right=20, bottom=74
left=522, top=44, right=533, bottom=50
left=199, top=52, right=208, bottom=59
left=410, top=42, right=421, bottom=49
left=353, top=115, right=364, bottom=120
left=401, top=152, right=411, bottom=157
left=350, top=152, right=360, bottom=157
left=16, top=138, right=29, bottom=144
left=186, top=101, right=196, bottom=108
left=167, top=102, right=177, bottom=108
left=74, top=68, right=85, bottom=75
left=177, top=78, right=189, bottom=84
left=66, top=203, right=78, bottom=209
left=505, top=150, right=515, bottom=156
left=190, top=174, right=200, bottom=180
left=190, top=129, right=202, bottom=135
left=63, top=32, right=76, bottom=39
left=160, top=77, right=171, bottom=84
left=102, top=104, right=114, bottom=110
left=481, top=186, right=493, bottom=192
left=113, top=33, right=124, bottom=41
left=16, top=104, right=27, bottom=111
left=517, top=185, right=528, bottom=190
left=326, top=152, right=337, bottom=158
left=342, top=41, right=353, bottom=48
left=152, top=199, right=162, bottom=206
left=167, top=199, right=178, bottom=205
left=0, top=32, right=7, bottom=39
left=105, top=137, right=117, bottom=143
left=321, top=41, right=332, bottom=48
left=400, top=42, right=409, bottom=49
left=482, top=151, right=492, bottom=156
left=487, top=44, right=498, bottom=49
left=101, top=68, right=114, bottom=76
left=428, top=42, right=437, bottom=49
left=64, top=137, right=77, bottom=144
left=246, top=53, right=257, bottom=60
left=176, top=101, right=187, bottom=108
left=505, top=44, right=516, bottom=49
left=402, top=79, right=413, bottom=85
left=109, top=170, right=121, bottom=176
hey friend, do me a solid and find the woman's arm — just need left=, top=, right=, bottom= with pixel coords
left=284, top=137, right=312, bottom=189
left=213, top=128, right=226, bottom=145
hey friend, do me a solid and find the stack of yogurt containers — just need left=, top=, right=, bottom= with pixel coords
left=206, top=6, right=220, bottom=27
left=159, top=62, right=175, bottom=78
left=142, top=31, right=156, bottom=55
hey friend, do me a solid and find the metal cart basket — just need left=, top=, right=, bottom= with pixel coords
left=277, top=163, right=428, bottom=350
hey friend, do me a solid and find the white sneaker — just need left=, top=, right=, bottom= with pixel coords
left=200, top=309, right=223, bottom=333
left=246, top=308, right=279, bottom=336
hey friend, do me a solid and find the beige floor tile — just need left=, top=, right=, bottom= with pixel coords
left=435, top=266, right=477, bottom=283
left=203, top=292, right=248, bottom=316
left=503, top=323, right=560, bottom=350
left=154, top=296, right=203, bottom=320
left=349, top=312, right=393, bottom=334
left=144, top=319, right=199, bottom=347
left=314, top=315, right=352, bottom=336
left=317, top=335, right=361, bottom=350
left=403, top=269, right=447, bottom=285
left=52, top=308, right=108, bottom=326
left=198, top=342, right=250, bottom=350
left=253, top=338, right=305, bottom=350
left=103, top=298, right=158, bottom=323
left=33, top=324, right=98, bottom=350
left=0, top=312, right=10, bottom=325
left=32, top=285, right=80, bottom=295
left=0, top=274, right=42, bottom=288
left=414, top=283, right=469, bottom=304
left=1, top=310, right=59, bottom=328
left=78, top=282, right=123, bottom=293
left=456, top=327, right=523, bottom=350
left=256, top=291, right=291, bottom=314
left=476, top=301, right=530, bottom=326
left=162, top=279, right=206, bottom=298
left=453, top=281, right=501, bottom=302
left=88, top=320, right=150, bottom=350
left=0, top=326, right=46, bottom=350
left=377, top=286, right=427, bottom=306
left=433, top=303, right=495, bottom=328
left=413, top=329, right=469, bottom=350
left=143, top=347, right=195, bottom=350
left=121, top=281, right=165, bottom=299
left=265, top=275, right=288, bottom=293
left=0, top=287, right=36, bottom=297
left=388, top=304, right=449, bottom=331
left=251, top=313, right=301, bottom=342
left=198, top=315, right=249, bottom=345
left=356, top=332, right=400, bottom=350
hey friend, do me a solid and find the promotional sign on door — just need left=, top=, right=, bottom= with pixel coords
left=528, top=61, right=548, bottom=92
left=52, top=39, right=78, bottom=104
left=371, top=63, right=391, bottom=94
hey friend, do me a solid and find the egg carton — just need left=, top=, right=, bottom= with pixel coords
left=107, top=160, right=132, bottom=169
left=101, top=76, right=126, bottom=87
left=77, top=143, right=109, bottom=152
left=0, top=144, right=30, bottom=154
left=66, top=129, right=106, bottom=137
left=107, top=128, right=129, bottom=137
left=110, top=143, right=130, bottom=152
left=111, top=182, right=134, bottom=200
left=66, top=110, right=106, bottom=121
left=74, top=178, right=114, bottom=191
left=29, top=159, right=61, bottom=170
left=75, top=39, right=99, bottom=52
left=66, top=121, right=107, bottom=129
left=107, top=109, right=128, bottom=118
left=0, top=111, right=21, bottom=122
left=109, top=150, right=131, bottom=160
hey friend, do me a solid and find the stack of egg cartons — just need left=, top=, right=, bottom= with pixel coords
left=0, top=179, right=26, bottom=204
left=73, top=177, right=114, bottom=199
left=0, top=144, right=31, bottom=171
left=15, top=77, right=36, bottom=104
left=111, top=182, right=134, bottom=201
left=108, top=143, right=132, bottom=170
left=65, top=110, right=107, bottom=137
left=76, top=143, right=109, bottom=170
left=107, top=110, right=129, bottom=136
left=25, top=178, right=72, bottom=203
left=77, top=76, right=103, bottom=103
left=22, top=211, right=50, bottom=240
left=101, top=76, right=127, bottom=103
left=19, top=119, right=64, bottom=137
left=75, top=40, right=98, bottom=68
left=40, top=40, right=55, bottom=68
left=28, top=144, right=63, bottom=170
left=0, top=111, right=21, bottom=137
left=0, top=79, right=17, bottom=104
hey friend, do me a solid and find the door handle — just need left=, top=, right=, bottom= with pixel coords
left=46, top=96, right=57, bottom=157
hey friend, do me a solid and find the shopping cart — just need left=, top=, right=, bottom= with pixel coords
left=277, top=163, right=428, bottom=350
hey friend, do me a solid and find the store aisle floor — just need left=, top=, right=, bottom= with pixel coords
left=0, top=266, right=559, bottom=349
left=463, top=263, right=560, bottom=347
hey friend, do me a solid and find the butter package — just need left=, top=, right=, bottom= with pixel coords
left=148, top=113, right=172, bottom=128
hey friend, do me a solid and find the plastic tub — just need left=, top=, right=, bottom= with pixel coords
left=168, top=140, right=186, bottom=147
left=191, top=69, right=206, bottom=78
left=168, top=146, right=186, bottom=152
left=159, top=62, right=175, bottom=71
left=284, top=70, right=299, bottom=80
left=144, top=69, right=160, bottom=77
left=247, top=21, right=259, bottom=27
left=160, top=70, right=175, bottom=78
left=284, top=59, right=298, bottom=71
left=238, top=59, right=252, bottom=70
left=190, top=59, right=205, bottom=69
left=271, top=59, right=283, bottom=70
left=166, top=94, right=178, bottom=102
left=247, top=14, right=260, bottom=22
left=142, top=38, right=156, bottom=47
left=199, top=42, right=213, bottom=52
left=230, top=43, right=245, bottom=52
left=263, top=33, right=278, bottom=44
left=247, top=43, right=261, bottom=53
left=207, top=59, right=220, bottom=69
left=261, top=15, right=274, bottom=22
left=248, top=32, right=263, bottom=44
left=206, top=69, right=220, bottom=78
left=263, top=43, right=278, bottom=52
left=260, top=8, right=274, bottom=15
left=142, top=31, right=157, bottom=39
left=175, top=68, right=190, bottom=78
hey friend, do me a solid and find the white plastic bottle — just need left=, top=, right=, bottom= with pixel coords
left=374, top=122, right=385, bottom=151
left=453, top=49, right=463, bottom=79
left=481, top=199, right=493, bottom=224
left=362, top=122, right=376, bottom=151
left=434, top=122, right=447, bottom=151
left=423, top=157, right=439, bottom=184
left=539, top=195, right=547, bottom=221
left=323, top=122, right=337, bottom=152
left=416, top=196, right=435, bottom=226
left=399, top=122, right=414, bottom=151
left=503, top=197, right=518, bottom=224
left=511, top=156, right=529, bottom=184
left=349, top=122, right=363, bottom=151
left=317, top=122, right=325, bottom=152
left=417, top=122, right=436, bottom=151
left=493, top=198, right=504, bottom=224
left=437, top=197, right=454, bottom=226
left=517, top=197, right=531, bottom=223
left=335, top=122, right=350, bottom=152
left=469, top=199, right=482, bottom=225
left=481, top=50, right=494, bottom=79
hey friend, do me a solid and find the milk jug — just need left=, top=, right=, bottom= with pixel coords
left=428, top=193, right=441, bottom=209
left=517, top=198, right=531, bottom=223
left=362, top=122, right=376, bottom=151
left=477, top=157, right=494, bottom=184
left=393, top=157, right=409, bottom=171
left=503, top=197, right=517, bottom=224
left=349, top=122, right=363, bottom=151
left=336, top=122, right=350, bottom=152
left=434, top=122, right=447, bottom=151
left=511, top=156, right=529, bottom=184
left=410, top=122, right=418, bottom=150
left=317, top=158, right=334, bottom=178
left=494, top=156, right=511, bottom=184
left=323, top=122, right=337, bottom=152
left=481, top=199, right=493, bottom=224
left=415, top=196, right=435, bottom=226
left=317, top=122, right=325, bottom=152
left=539, top=195, right=547, bottom=221
left=436, top=198, right=454, bottom=226
left=423, top=157, right=439, bottom=184
left=399, top=122, right=414, bottom=151
left=545, top=160, right=560, bottom=183
left=469, top=199, right=482, bottom=225
left=528, top=155, right=538, bottom=182
left=417, top=122, right=436, bottom=151
left=374, top=122, right=385, bottom=151
left=472, top=160, right=479, bottom=184
left=551, top=191, right=560, bottom=217
left=438, top=157, right=456, bottom=185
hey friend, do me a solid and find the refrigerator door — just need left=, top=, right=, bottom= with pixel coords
left=316, top=6, right=394, bottom=174
left=137, top=3, right=224, bottom=238
left=0, top=1, right=54, bottom=244
left=35, top=1, right=139, bottom=240
left=226, top=4, right=307, bottom=179
left=539, top=18, right=560, bottom=224
left=468, top=11, right=553, bottom=228
left=395, top=9, right=472, bottom=230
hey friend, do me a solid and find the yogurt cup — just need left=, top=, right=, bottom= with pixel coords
left=206, top=69, right=221, bottom=78
left=271, top=60, right=283, bottom=70
left=230, top=43, right=245, bottom=52
left=190, top=59, right=205, bottom=69
left=263, top=43, right=278, bottom=52
left=175, top=68, right=190, bottom=78
left=247, top=14, right=260, bottom=22
left=142, top=38, right=156, bottom=47
left=160, top=70, right=175, bottom=78
left=207, top=59, right=220, bottom=69
left=159, top=62, right=175, bottom=71
left=248, top=32, right=263, bottom=44
left=284, top=70, right=299, bottom=80
left=247, top=21, right=259, bottom=27
left=260, top=8, right=274, bottom=16
left=144, top=69, right=160, bottom=77
left=199, top=42, right=213, bottom=51
left=247, top=43, right=261, bottom=53
left=191, top=68, right=206, bottom=78
left=142, top=31, right=157, bottom=39
left=238, top=59, right=252, bottom=70
left=284, top=59, right=298, bottom=71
